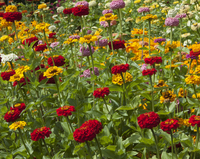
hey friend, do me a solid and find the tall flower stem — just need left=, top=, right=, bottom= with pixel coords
left=103, top=98, right=109, bottom=113
left=66, top=116, right=74, bottom=133
left=179, top=19, right=182, bottom=62
left=13, top=22, right=18, bottom=41
left=121, top=72, right=126, bottom=106
left=108, top=23, right=114, bottom=55
left=170, top=27, right=173, bottom=78
left=95, top=137, right=103, bottom=159
left=70, top=44, right=75, bottom=68
left=170, top=130, right=174, bottom=159
left=148, top=20, right=151, bottom=56
left=42, top=139, right=52, bottom=158
left=151, top=129, right=160, bottom=159
left=117, top=9, right=123, bottom=40
left=141, top=15, right=145, bottom=59
left=54, top=76, right=62, bottom=106
left=88, top=44, right=95, bottom=108
left=194, top=126, right=199, bottom=159
left=193, top=84, right=198, bottom=99
left=149, top=75, right=154, bottom=111
left=188, top=59, right=193, bottom=75
left=18, top=129, right=32, bottom=158
left=86, top=141, right=93, bottom=159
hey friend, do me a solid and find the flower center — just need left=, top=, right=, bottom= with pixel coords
left=50, top=69, right=58, bottom=74
left=8, top=110, right=14, bottom=114
left=194, top=116, right=200, bottom=121
left=36, top=127, right=45, bottom=133
left=61, top=106, right=70, bottom=110
left=165, top=120, right=174, bottom=125
left=14, top=103, right=21, bottom=107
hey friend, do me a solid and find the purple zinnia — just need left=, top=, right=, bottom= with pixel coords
left=69, top=35, right=80, bottom=40
left=110, top=0, right=125, bottom=10
left=154, top=38, right=166, bottom=43
left=75, top=1, right=89, bottom=7
left=102, top=9, right=113, bottom=15
left=50, top=42, right=59, bottom=48
left=165, top=17, right=179, bottom=27
left=83, top=67, right=99, bottom=77
left=95, top=38, right=108, bottom=47
left=186, top=54, right=196, bottom=59
left=175, top=13, right=186, bottom=19
left=100, top=21, right=109, bottom=28
left=137, top=7, right=150, bottom=13
left=80, top=46, right=94, bottom=56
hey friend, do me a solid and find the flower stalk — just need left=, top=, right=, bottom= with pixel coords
left=151, top=129, right=160, bottom=159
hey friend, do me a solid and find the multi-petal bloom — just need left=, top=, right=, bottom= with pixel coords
left=142, top=68, right=157, bottom=76
left=48, top=55, right=65, bottom=66
left=3, top=12, right=22, bottom=22
left=35, top=44, right=47, bottom=52
left=108, top=40, right=125, bottom=50
left=111, top=64, right=129, bottom=75
left=31, top=127, right=52, bottom=141
left=110, top=0, right=125, bottom=10
left=189, top=115, right=200, bottom=127
left=185, top=75, right=200, bottom=85
left=72, top=5, right=89, bottom=16
left=9, top=121, right=26, bottom=130
left=160, top=90, right=176, bottom=103
left=13, top=103, right=26, bottom=112
left=4, top=108, right=21, bottom=122
left=144, top=56, right=162, bottom=65
left=160, top=119, right=179, bottom=132
left=165, top=17, right=179, bottom=27
left=137, top=112, right=160, bottom=129
left=63, top=8, right=73, bottom=15
left=56, top=106, right=76, bottom=117
left=43, top=66, right=63, bottom=78
left=1, top=70, right=15, bottom=81
left=93, top=87, right=110, bottom=98
left=22, top=37, right=38, bottom=47
left=79, top=35, right=98, bottom=44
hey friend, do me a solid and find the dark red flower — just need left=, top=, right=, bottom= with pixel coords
left=56, top=106, right=76, bottom=116
left=160, top=119, right=179, bottom=132
left=13, top=103, right=26, bottom=112
left=0, top=12, right=4, bottom=17
left=168, top=143, right=182, bottom=151
left=31, top=127, right=52, bottom=141
left=111, top=64, right=129, bottom=75
left=190, top=50, right=200, bottom=57
left=35, top=44, right=47, bottom=52
left=1, top=70, right=15, bottom=81
left=47, top=55, right=65, bottom=66
left=0, top=2, right=6, bottom=6
left=189, top=115, right=200, bottom=127
left=93, top=87, right=109, bottom=98
left=72, top=6, right=89, bottom=16
left=144, top=56, right=162, bottom=65
left=13, top=77, right=30, bottom=87
left=142, top=68, right=157, bottom=76
left=63, top=8, right=73, bottom=14
left=49, top=32, right=56, bottom=38
left=34, top=64, right=45, bottom=71
left=137, top=112, right=160, bottom=129
left=39, top=73, right=56, bottom=84
left=3, top=12, right=22, bottom=22
left=108, top=40, right=125, bottom=50
left=4, top=108, right=21, bottom=122
left=73, top=119, right=103, bottom=143
left=22, top=37, right=38, bottom=47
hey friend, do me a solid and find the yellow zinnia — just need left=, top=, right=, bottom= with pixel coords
left=79, top=35, right=98, bottom=44
left=5, top=5, right=17, bottom=12
left=15, top=65, right=30, bottom=74
left=43, top=66, right=63, bottom=78
left=112, top=72, right=133, bottom=85
left=9, top=121, right=27, bottom=131
left=38, top=3, right=47, bottom=9
left=9, top=74, right=24, bottom=82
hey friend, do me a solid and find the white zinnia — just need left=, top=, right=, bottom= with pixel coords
left=1, top=53, right=18, bottom=63
left=48, top=25, right=56, bottom=32
left=89, top=1, right=97, bottom=7
left=57, top=6, right=64, bottom=13
left=167, top=9, right=177, bottom=18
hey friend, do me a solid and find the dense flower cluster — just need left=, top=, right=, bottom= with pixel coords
left=142, top=68, right=157, bottom=76
left=108, top=40, right=125, bottom=50
left=160, top=90, right=176, bottom=103
left=9, top=121, right=26, bottom=131
left=56, top=106, right=76, bottom=117
left=160, top=119, right=179, bottom=132
left=111, top=64, right=129, bottom=75
left=31, top=127, right=52, bottom=141
left=4, top=108, right=21, bottom=122
left=144, top=56, right=162, bottom=65
left=43, top=66, right=63, bottom=78
left=93, top=87, right=110, bottom=98
left=72, top=6, right=89, bottom=16
left=3, top=12, right=22, bottom=22
left=112, top=72, right=133, bottom=85
left=189, top=115, right=200, bottom=127
left=165, top=17, right=179, bottom=27
left=63, top=8, right=73, bottom=15
left=110, top=0, right=125, bottom=10
left=185, top=75, right=200, bottom=85
left=1, top=70, right=15, bottom=81
left=137, top=112, right=160, bottom=129
left=73, top=119, right=103, bottom=143
left=47, top=55, right=65, bottom=66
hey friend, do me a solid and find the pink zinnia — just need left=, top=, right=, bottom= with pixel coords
left=165, top=17, right=179, bottom=27
left=138, top=7, right=150, bottom=13
left=110, top=0, right=125, bottom=10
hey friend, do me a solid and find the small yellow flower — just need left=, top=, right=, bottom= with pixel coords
left=165, top=64, right=178, bottom=69
left=178, top=88, right=187, bottom=98
left=173, top=1, right=179, bottom=4
left=141, top=14, right=157, bottom=21
left=5, top=5, right=17, bottom=12
left=9, top=121, right=27, bottom=131
left=44, top=66, right=63, bottom=78
left=0, top=35, right=9, bottom=42
left=9, top=74, right=24, bottom=82
left=154, top=80, right=168, bottom=88
left=160, top=90, right=176, bottom=103
left=79, top=35, right=98, bottom=44
left=36, top=23, right=50, bottom=32
left=38, top=3, right=47, bottom=9
left=185, top=75, right=200, bottom=85
left=112, top=72, right=133, bottom=85
left=134, top=0, right=141, bottom=3
left=99, top=13, right=118, bottom=22
left=15, top=65, right=30, bottom=74
left=192, top=93, right=200, bottom=98
left=63, top=38, right=78, bottom=45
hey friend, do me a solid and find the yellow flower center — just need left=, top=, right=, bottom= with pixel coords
left=165, top=120, right=174, bottom=124
left=194, top=116, right=200, bottom=120
left=61, top=106, right=70, bottom=110
left=14, top=103, right=21, bottom=107
left=8, top=110, right=14, bottom=114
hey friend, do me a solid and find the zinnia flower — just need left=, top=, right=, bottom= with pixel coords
left=142, top=68, right=157, bottom=76
left=165, top=17, right=179, bottom=27
left=47, top=55, right=65, bottom=66
left=80, top=46, right=94, bottom=56
left=189, top=115, right=200, bottom=127
left=160, top=119, right=179, bottom=132
left=111, top=64, right=129, bottom=75
left=3, top=12, right=22, bottom=22
left=137, top=112, right=160, bottom=129
left=63, top=8, right=73, bottom=14
left=31, top=127, right=52, bottom=141
left=72, top=6, right=89, bottom=16
left=93, top=87, right=109, bottom=98
left=144, top=56, right=162, bottom=65
left=13, top=103, right=26, bottom=112
left=4, top=108, right=21, bottom=122
left=43, top=66, right=63, bottom=78
left=110, top=0, right=125, bottom=10
left=35, top=44, right=47, bottom=52
left=22, top=37, right=38, bottom=47
left=9, top=121, right=26, bottom=131
left=108, top=40, right=125, bottom=50
left=1, top=70, right=15, bottom=81
left=56, top=106, right=76, bottom=116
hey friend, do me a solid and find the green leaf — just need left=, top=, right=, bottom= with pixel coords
left=139, top=47, right=149, bottom=50
left=109, top=85, right=123, bottom=92
left=73, top=143, right=85, bottom=155
left=116, top=106, right=134, bottom=111
left=106, top=145, right=117, bottom=151
left=161, top=151, right=172, bottom=159
left=159, top=131, right=171, bottom=143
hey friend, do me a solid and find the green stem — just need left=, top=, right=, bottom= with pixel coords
left=170, top=130, right=174, bottom=159
left=148, top=20, right=151, bottom=56
left=54, top=76, right=62, bottom=106
left=151, top=129, right=160, bottom=159
left=13, top=22, right=18, bottom=41
left=42, top=139, right=52, bottom=158
left=149, top=75, right=154, bottom=111
left=179, top=19, right=182, bottom=62
left=95, top=137, right=103, bottom=159
left=117, top=9, right=123, bottom=40
left=188, top=59, right=193, bottom=74
left=103, top=98, right=109, bottom=113
left=121, top=72, right=126, bottom=106
left=18, top=129, right=32, bottom=158
left=70, top=44, right=75, bottom=68
left=66, top=116, right=74, bottom=133
left=108, top=24, right=114, bottom=56
left=86, top=141, right=93, bottom=159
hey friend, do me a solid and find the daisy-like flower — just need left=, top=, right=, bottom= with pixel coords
left=79, top=35, right=98, bottom=44
left=9, top=121, right=26, bottom=131
left=43, top=66, right=63, bottom=78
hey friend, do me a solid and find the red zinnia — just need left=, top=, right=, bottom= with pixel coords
left=160, top=119, right=179, bottom=132
left=47, top=55, right=65, bottom=66
left=72, top=6, right=89, bottom=16
left=56, top=106, right=76, bottom=116
left=144, top=56, right=162, bottom=65
left=22, top=37, right=38, bottom=47
left=34, top=64, right=45, bottom=71
left=73, top=119, right=103, bottom=143
left=3, top=12, right=22, bottom=22
left=142, top=68, right=157, bottom=76
left=39, top=73, right=56, bottom=84
left=189, top=115, right=200, bottom=127
left=63, top=8, right=73, bottom=15
left=31, top=127, right=52, bottom=141
left=35, top=44, right=47, bottom=52
left=0, top=2, right=6, bottom=6
left=1, top=70, right=15, bottom=81
left=93, top=87, right=109, bottom=98
left=13, top=77, right=30, bottom=87
left=137, top=112, right=160, bottom=129
left=13, top=103, right=26, bottom=112
left=108, top=40, right=125, bottom=50
left=49, top=32, right=56, bottom=38
left=190, top=50, right=200, bottom=57
left=4, top=108, right=21, bottom=122
left=0, top=12, right=4, bottom=17
left=111, top=64, right=129, bottom=75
